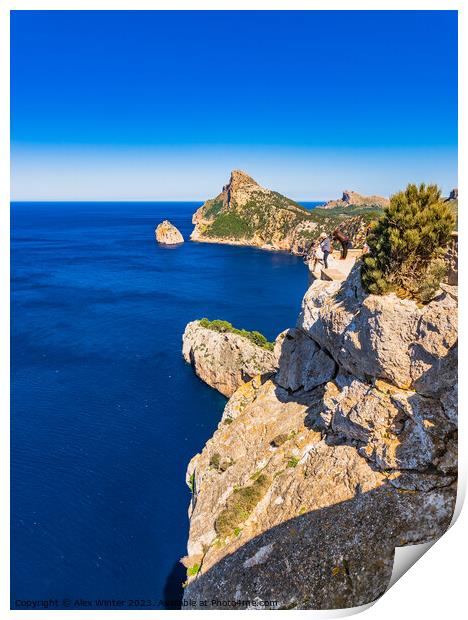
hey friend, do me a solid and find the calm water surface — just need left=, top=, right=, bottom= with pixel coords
left=11, top=202, right=311, bottom=608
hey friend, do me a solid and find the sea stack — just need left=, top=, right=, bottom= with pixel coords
left=155, top=220, right=184, bottom=244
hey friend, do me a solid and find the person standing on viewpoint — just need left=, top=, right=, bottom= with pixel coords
left=319, top=232, right=331, bottom=269
left=332, top=228, right=352, bottom=260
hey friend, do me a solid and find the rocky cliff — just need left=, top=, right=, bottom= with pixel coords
left=322, top=190, right=389, bottom=210
left=182, top=320, right=277, bottom=397
left=155, top=220, right=184, bottom=244
left=191, top=171, right=376, bottom=256
left=181, top=265, right=457, bottom=609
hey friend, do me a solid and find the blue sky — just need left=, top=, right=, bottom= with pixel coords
left=11, top=10, right=458, bottom=200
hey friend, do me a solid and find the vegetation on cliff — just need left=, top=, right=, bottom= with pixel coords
left=198, top=318, right=274, bottom=351
left=202, top=199, right=381, bottom=246
left=203, top=212, right=253, bottom=239
left=199, top=183, right=311, bottom=244
left=361, top=183, right=456, bottom=302
left=214, top=473, right=271, bottom=537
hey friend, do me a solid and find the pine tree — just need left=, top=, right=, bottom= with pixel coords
left=361, top=183, right=455, bottom=302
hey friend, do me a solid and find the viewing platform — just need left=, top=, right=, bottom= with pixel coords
left=308, top=249, right=362, bottom=283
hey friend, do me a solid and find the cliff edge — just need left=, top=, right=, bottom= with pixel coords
left=181, top=265, right=457, bottom=609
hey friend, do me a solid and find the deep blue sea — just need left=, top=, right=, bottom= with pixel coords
left=11, top=201, right=316, bottom=609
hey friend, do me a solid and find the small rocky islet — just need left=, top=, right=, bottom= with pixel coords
left=172, top=172, right=458, bottom=609
left=154, top=219, right=184, bottom=245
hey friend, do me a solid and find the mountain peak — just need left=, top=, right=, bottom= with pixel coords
left=342, top=190, right=361, bottom=203
left=228, top=170, right=260, bottom=189
left=191, top=170, right=309, bottom=247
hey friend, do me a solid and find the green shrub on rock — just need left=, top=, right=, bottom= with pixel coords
left=361, top=183, right=455, bottom=302
left=187, top=563, right=200, bottom=577
left=198, top=318, right=274, bottom=351
left=204, top=212, right=253, bottom=239
left=287, top=456, right=300, bottom=468
left=187, top=472, right=195, bottom=492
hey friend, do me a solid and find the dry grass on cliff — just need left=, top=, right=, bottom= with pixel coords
left=215, top=474, right=271, bottom=538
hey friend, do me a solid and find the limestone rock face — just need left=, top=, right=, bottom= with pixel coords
left=329, top=377, right=456, bottom=472
left=183, top=379, right=456, bottom=609
left=322, top=189, right=389, bottom=210
left=298, top=265, right=458, bottom=395
left=155, top=220, right=184, bottom=244
left=182, top=265, right=457, bottom=610
left=182, top=321, right=277, bottom=397
left=274, top=328, right=336, bottom=392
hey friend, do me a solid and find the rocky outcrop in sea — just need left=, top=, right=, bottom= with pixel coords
left=155, top=220, right=184, bottom=244
left=182, top=320, right=277, bottom=397
left=181, top=265, right=457, bottom=610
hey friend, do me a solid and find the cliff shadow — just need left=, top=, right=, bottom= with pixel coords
left=182, top=477, right=453, bottom=610
left=272, top=379, right=374, bottom=457
left=183, top=390, right=457, bottom=611
left=162, top=559, right=187, bottom=609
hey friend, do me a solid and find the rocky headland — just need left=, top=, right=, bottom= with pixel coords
left=182, top=320, right=276, bottom=397
left=181, top=264, right=457, bottom=609
left=190, top=171, right=379, bottom=257
left=155, top=220, right=184, bottom=244
left=321, top=189, right=390, bottom=210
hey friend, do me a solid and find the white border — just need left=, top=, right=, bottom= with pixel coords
left=1, top=2, right=464, bottom=619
